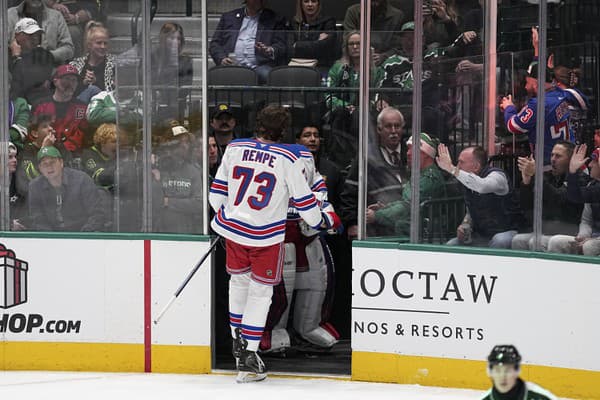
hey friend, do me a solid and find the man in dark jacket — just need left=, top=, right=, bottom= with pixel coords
left=209, top=0, right=287, bottom=83
left=339, top=107, right=407, bottom=238
left=343, top=0, right=405, bottom=66
left=547, top=144, right=600, bottom=255
left=9, top=17, right=55, bottom=106
left=28, top=145, right=107, bottom=231
left=436, top=144, right=524, bottom=248
left=512, top=141, right=588, bottom=250
left=152, top=124, right=203, bottom=234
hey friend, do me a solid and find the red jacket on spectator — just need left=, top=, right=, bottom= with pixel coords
left=33, top=100, right=89, bottom=152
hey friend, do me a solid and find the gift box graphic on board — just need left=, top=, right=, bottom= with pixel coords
left=0, top=244, right=28, bottom=309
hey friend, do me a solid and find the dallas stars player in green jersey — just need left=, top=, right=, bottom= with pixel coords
left=481, top=345, right=557, bottom=400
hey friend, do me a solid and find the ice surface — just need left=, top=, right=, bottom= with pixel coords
left=0, top=371, right=575, bottom=400
left=0, top=371, right=483, bottom=400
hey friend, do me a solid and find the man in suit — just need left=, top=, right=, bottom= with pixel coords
left=209, top=0, right=287, bottom=83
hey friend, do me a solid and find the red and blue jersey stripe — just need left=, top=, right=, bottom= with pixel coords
left=214, top=208, right=287, bottom=241
left=209, top=178, right=228, bottom=196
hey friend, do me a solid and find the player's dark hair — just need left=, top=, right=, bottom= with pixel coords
left=256, top=105, right=290, bottom=142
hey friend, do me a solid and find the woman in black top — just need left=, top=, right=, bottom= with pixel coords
left=152, top=22, right=194, bottom=120
left=288, top=0, right=337, bottom=73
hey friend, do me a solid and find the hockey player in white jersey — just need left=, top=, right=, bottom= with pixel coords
left=260, top=148, right=341, bottom=354
left=481, top=345, right=557, bottom=400
left=209, top=106, right=334, bottom=383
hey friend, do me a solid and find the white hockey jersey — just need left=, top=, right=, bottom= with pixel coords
left=209, top=139, right=324, bottom=247
left=287, top=148, right=328, bottom=219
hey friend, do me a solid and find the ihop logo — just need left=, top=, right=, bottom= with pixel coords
left=0, top=243, right=28, bottom=309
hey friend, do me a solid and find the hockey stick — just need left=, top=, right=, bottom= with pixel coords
left=153, top=237, right=220, bottom=324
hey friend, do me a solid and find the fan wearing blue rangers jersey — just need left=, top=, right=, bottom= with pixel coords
left=209, top=106, right=326, bottom=383
left=481, top=345, right=557, bottom=400
left=500, top=60, right=589, bottom=166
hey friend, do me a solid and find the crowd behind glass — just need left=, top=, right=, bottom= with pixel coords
left=2, top=0, right=599, bottom=256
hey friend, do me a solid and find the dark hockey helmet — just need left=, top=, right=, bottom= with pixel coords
left=488, top=345, right=521, bottom=366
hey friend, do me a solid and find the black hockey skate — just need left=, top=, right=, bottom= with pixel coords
left=232, top=328, right=243, bottom=367
left=236, top=348, right=267, bottom=383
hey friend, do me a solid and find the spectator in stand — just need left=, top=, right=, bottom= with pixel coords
left=191, top=133, right=220, bottom=181
left=325, top=31, right=383, bottom=169
left=375, top=21, right=449, bottom=139
left=151, top=123, right=203, bottom=234
left=70, top=21, right=115, bottom=103
left=45, top=0, right=99, bottom=57
left=33, top=64, right=90, bottom=154
left=9, top=17, right=55, bottom=107
left=547, top=144, right=600, bottom=255
left=422, top=0, right=460, bottom=50
left=86, top=85, right=143, bottom=128
left=152, top=22, right=194, bottom=119
left=499, top=27, right=589, bottom=165
left=325, top=31, right=363, bottom=112
left=210, top=104, right=238, bottom=162
left=9, top=97, right=31, bottom=150
left=16, top=114, right=57, bottom=198
left=288, top=0, right=337, bottom=73
left=7, top=142, right=27, bottom=231
left=512, top=141, right=588, bottom=251
left=8, top=0, right=74, bottom=64
left=209, top=0, right=287, bottom=84
left=446, top=1, right=484, bottom=135
left=343, top=0, right=405, bottom=66
left=436, top=144, right=524, bottom=248
left=208, top=135, right=220, bottom=178
left=367, top=132, right=445, bottom=237
left=29, top=145, right=107, bottom=231
left=296, top=124, right=344, bottom=210
left=81, top=123, right=118, bottom=192
left=339, top=107, right=406, bottom=238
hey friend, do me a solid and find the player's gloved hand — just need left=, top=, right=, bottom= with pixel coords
left=299, top=220, right=319, bottom=237
left=320, top=202, right=342, bottom=231
left=327, top=222, right=344, bottom=236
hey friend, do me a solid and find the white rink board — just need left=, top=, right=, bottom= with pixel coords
left=151, top=240, right=211, bottom=346
left=352, top=247, right=600, bottom=371
left=0, top=238, right=144, bottom=343
left=0, top=237, right=212, bottom=348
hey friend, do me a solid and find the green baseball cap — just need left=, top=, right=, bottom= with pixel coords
left=400, top=21, right=415, bottom=32
left=37, top=146, right=63, bottom=162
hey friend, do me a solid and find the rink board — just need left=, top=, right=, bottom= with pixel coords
left=352, top=242, right=600, bottom=399
left=0, top=235, right=212, bottom=374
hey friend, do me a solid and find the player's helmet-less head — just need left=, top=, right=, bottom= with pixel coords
left=256, top=105, right=290, bottom=142
left=488, top=345, right=522, bottom=367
